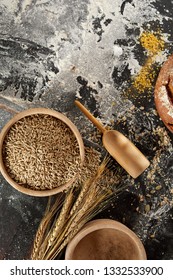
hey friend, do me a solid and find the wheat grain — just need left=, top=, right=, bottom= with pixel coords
left=3, top=114, right=81, bottom=190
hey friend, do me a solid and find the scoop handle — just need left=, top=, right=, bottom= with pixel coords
left=75, top=100, right=106, bottom=133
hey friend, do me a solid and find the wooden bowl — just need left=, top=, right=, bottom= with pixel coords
left=154, top=54, right=173, bottom=133
left=0, top=108, right=85, bottom=197
left=65, top=219, right=147, bottom=260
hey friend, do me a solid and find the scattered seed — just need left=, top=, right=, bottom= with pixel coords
left=150, top=190, right=156, bottom=194
left=145, top=204, right=150, bottom=213
left=155, top=185, right=162, bottom=191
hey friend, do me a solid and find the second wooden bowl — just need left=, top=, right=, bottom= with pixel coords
left=65, top=219, right=147, bottom=260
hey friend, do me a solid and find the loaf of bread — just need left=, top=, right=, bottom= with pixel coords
left=154, top=54, right=173, bottom=133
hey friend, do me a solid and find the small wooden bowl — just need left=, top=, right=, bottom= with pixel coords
left=65, top=219, right=147, bottom=260
left=0, top=108, right=85, bottom=197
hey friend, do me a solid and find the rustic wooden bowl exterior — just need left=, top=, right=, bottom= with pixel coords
left=0, top=108, right=85, bottom=197
left=154, top=54, right=173, bottom=133
left=65, top=219, right=147, bottom=260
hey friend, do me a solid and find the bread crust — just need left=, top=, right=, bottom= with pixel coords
left=154, top=54, right=173, bottom=133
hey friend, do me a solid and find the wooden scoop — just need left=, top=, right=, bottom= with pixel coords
left=75, top=100, right=150, bottom=178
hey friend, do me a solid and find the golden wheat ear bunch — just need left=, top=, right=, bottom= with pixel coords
left=30, top=150, right=126, bottom=260
left=30, top=193, right=65, bottom=260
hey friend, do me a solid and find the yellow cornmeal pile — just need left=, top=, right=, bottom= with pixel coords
left=132, top=31, right=165, bottom=94
left=3, top=114, right=81, bottom=190
left=140, top=31, right=164, bottom=55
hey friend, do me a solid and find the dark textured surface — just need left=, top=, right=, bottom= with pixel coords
left=0, top=0, right=173, bottom=260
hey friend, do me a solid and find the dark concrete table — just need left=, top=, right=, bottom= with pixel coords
left=0, top=0, right=173, bottom=260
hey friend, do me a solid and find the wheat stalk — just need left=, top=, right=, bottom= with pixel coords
left=49, top=219, right=87, bottom=260
left=31, top=194, right=64, bottom=260
left=47, top=188, right=113, bottom=260
left=30, top=152, right=125, bottom=260
left=69, top=156, right=110, bottom=215
left=42, top=159, right=114, bottom=260
left=39, top=189, right=74, bottom=259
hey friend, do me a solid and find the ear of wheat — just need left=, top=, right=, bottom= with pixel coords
left=31, top=149, right=125, bottom=260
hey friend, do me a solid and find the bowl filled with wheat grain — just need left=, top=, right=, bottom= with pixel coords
left=0, top=108, right=85, bottom=196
